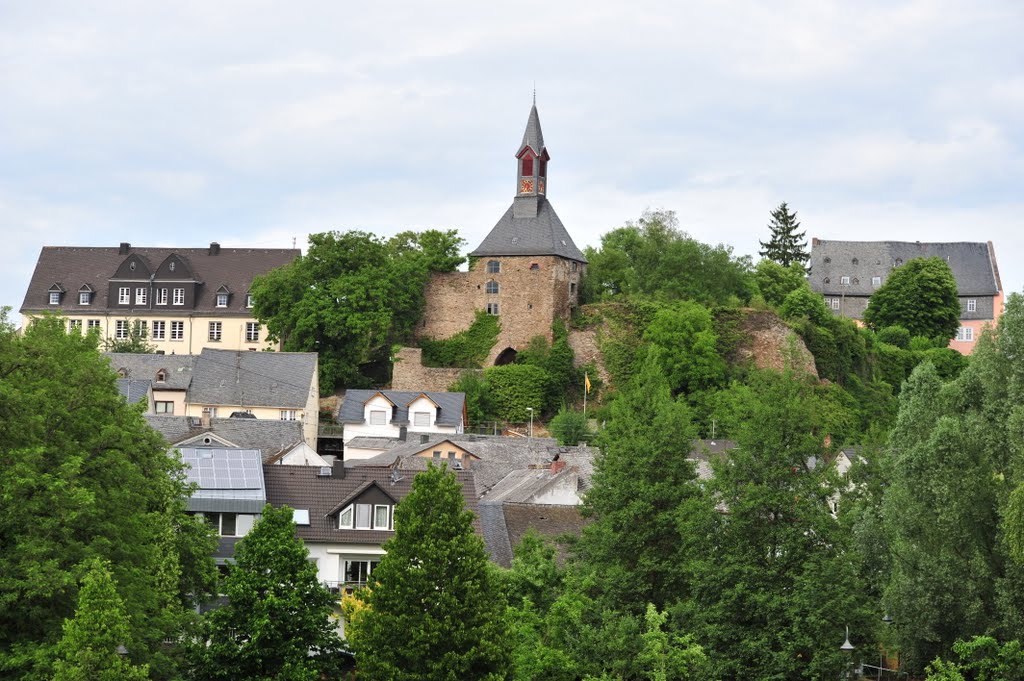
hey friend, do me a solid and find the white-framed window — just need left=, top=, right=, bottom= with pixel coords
left=155, top=401, right=174, bottom=414
left=413, top=411, right=430, bottom=427
left=49, top=291, right=61, bottom=305
left=135, top=288, right=147, bottom=305
left=152, top=320, right=166, bottom=340
left=202, top=512, right=237, bottom=537
left=68, top=319, right=82, bottom=333
left=172, top=288, right=184, bottom=305
left=118, top=287, right=130, bottom=304
left=208, top=321, right=222, bottom=341
left=967, top=299, right=977, bottom=312
left=246, top=294, right=255, bottom=308
left=486, top=303, right=500, bottom=315
left=338, top=503, right=391, bottom=530
left=79, top=291, right=91, bottom=305
left=872, top=276, right=881, bottom=287
left=87, top=319, right=101, bottom=330
left=486, top=260, right=500, bottom=274
left=485, top=280, right=499, bottom=294
left=374, top=505, right=391, bottom=530
left=338, top=506, right=353, bottom=528
left=245, top=322, right=259, bottom=343
left=156, top=288, right=168, bottom=305
left=115, top=320, right=129, bottom=339
left=355, top=503, right=372, bottom=530
left=369, top=410, right=387, bottom=426
left=170, top=321, right=184, bottom=340
left=280, top=410, right=297, bottom=421
left=956, top=327, right=974, bottom=342
left=840, top=276, right=850, bottom=286
left=216, top=293, right=228, bottom=307
left=344, top=559, right=380, bottom=585
left=202, top=407, right=218, bottom=418
left=137, top=320, right=148, bottom=338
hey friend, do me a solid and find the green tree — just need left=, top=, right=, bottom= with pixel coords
left=484, top=363, right=551, bottom=422
left=52, top=559, right=149, bottom=681
left=352, top=465, right=511, bottom=680
left=450, top=370, right=495, bottom=426
left=758, top=201, right=809, bottom=269
left=862, top=257, right=961, bottom=341
left=680, top=370, right=871, bottom=680
left=100, top=319, right=156, bottom=353
left=643, top=302, right=726, bottom=395
left=0, top=312, right=217, bottom=680
left=637, top=603, right=708, bottom=681
left=548, top=406, right=591, bottom=445
left=753, top=259, right=808, bottom=307
left=191, top=504, right=343, bottom=681
left=925, top=636, right=1024, bottom=681
left=780, top=284, right=831, bottom=325
left=252, top=229, right=465, bottom=390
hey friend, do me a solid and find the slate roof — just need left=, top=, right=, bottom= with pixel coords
left=104, top=352, right=195, bottom=390
left=21, top=244, right=298, bottom=314
left=116, top=379, right=151, bottom=404
left=470, top=198, right=587, bottom=262
left=262, top=465, right=481, bottom=545
left=145, top=415, right=304, bottom=461
left=179, top=447, right=267, bottom=514
left=481, top=502, right=589, bottom=568
left=188, top=348, right=316, bottom=409
left=338, top=390, right=465, bottom=427
left=479, top=466, right=580, bottom=504
left=519, top=103, right=545, bottom=155
left=344, top=436, right=404, bottom=451
left=688, top=439, right=738, bottom=481
left=809, top=240, right=1001, bottom=297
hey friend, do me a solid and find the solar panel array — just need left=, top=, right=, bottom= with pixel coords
left=181, top=448, right=264, bottom=492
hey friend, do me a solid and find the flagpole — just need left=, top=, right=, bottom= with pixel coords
left=583, top=373, right=588, bottom=420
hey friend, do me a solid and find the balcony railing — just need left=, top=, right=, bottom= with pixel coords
left=318, top=424, right=345, bottom=437
left=322, top=580, right=368, bottom=595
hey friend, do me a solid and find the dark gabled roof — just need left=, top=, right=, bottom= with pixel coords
left=325, top=479, right=399, bottom=516
left=481, top=501, right=589, bottom=568
left=188, top=348, right=316, bottom=409
left=104, top=352, right=196, bottom=390
left=262, top=465, right=481, bottom=544
left=469, top=197, right=586, bottom=262
left=809, top=240, right=1001, bottom=297
left=145, top=415, right=303, bottom=461
left=178, top=447, right=267, bottom=514
left=115, top=379, right=151, bottom=405
left=20, top=245, right=298, bottom=314
left=338, top=390, right=465, bottom=427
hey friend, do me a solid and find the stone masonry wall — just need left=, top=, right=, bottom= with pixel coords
left=391, top=347, right=476, bottom=392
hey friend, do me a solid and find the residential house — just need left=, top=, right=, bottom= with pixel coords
left=179, top=447, right=267, bottom=564
left=21, top=241, right=297, bottom=354
left=480, top=502, right=590, bottom=568
left=337, top=390, right=466, bottom=450
left=809, top=239, right=1002, bottom=354
left=115, top=379, right=154, bottom=411
left=146, top=415, right=305, bottom=463
left=106, top=352, right=195, bottom=416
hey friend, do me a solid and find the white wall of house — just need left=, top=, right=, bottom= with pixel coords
left=532, top=473, right=583, bottom=505
left=343, top=394, right=462, bottom=444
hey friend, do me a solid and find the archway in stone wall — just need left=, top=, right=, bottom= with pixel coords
left=494, top=347, right=518, bottom=366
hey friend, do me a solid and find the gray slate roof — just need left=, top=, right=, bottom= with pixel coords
left=344, top=436, right=404, bottom=451
left=480, top=466, right=579, bottom=504
left=470, top=198, right=587, bottom=262
left=116, top=379, right=151, bottom=404
left=188, top=348, right=316, bottom=409
left=262, top=465, right=481, bottom=545
left=104, top=352, right=195, bottom=390
left=519, top=103, right=545, bottom=155
left=21, top=244, right=298, bottom=314
left=481, top=501, right=589, bottom=568
left=809, top=240, right=1001, bottom=297
left=146, top=415, right=303, bottom=461
left=338, top=390, right=465, bottom=427
left=179, top=447, right=267, bottom=514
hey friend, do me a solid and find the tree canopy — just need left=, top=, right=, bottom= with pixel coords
left=863, top=256, right=961, bottom=341
left=251, top=229, right=465, bottom=390
left=758, top=201, right=809, bottom=269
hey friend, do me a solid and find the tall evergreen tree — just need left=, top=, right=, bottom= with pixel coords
left=759, top=202, right=809, bottom=269
left=190, top=504, right=344, bottom=681
left=351, top=465, right=510, bottom=680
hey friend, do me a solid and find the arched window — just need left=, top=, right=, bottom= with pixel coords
left=486, top=260, right=500, bottom=274
left=485, top=280, right=499, bottom=295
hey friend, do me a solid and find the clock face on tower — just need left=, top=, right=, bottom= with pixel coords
left=520, top=178, right=534, bottom=194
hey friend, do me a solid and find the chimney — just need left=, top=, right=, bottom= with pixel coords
left=811, top=237, right=820, bottom=247
left=399, top=426, right=407, bottom=442
left=420, top=434, right=430, bottom=444
left=209, top=242, right=221, bottom=256
left=200, top=410, right=211, bottom=428
left=550, top=461, right=567, bottom=474
left=118, top=242, right=131, bottom=255
left=331, top=457, right=346, bottom=479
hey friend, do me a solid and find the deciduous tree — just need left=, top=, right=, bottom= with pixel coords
left=863, top=257, right=961, bottom=341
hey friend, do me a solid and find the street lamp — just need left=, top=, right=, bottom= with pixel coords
left=526, top=407, right=534, bottom=439
left=840, top=626, right=855, bottom=680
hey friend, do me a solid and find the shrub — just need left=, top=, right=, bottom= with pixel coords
left=420, top=310, right=499, bottom=368
left=484, top=364, right=551, bottom=422
left=877, top=325, right=911, bottom=349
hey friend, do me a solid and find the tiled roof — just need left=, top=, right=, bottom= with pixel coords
left=470, top=198, right=586, bottom=262
left=115, top=379, right=151, bottom=404
left=338, top=390, right=465, bottom=427
left=21, top=244, right=298, bottom=314
left=481, top=502, right=589, bottom=568
left=145, top=415, right=303, bottom=461
left=809, top=240, right=1001, bottom=296
left=188, top=348, right=316, bottom=409
left=262, top=465, right=481, bottom=545
left=104, top=352, right=195, bottom=390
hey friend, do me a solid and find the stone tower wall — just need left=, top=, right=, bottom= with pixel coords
left=418, top=255, right=585, bottom=365
left=390, top=347, right=476, bottom=392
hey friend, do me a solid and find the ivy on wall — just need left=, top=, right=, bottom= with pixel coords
left=419, top=310, right=500, bottom=368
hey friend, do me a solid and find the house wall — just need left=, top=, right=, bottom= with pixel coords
left=152, top=389, right=188, bottom=416
left=343, top=393, right=461, bottom=444
left=418, top=255, right=584, bottom=365
left=54, top=312, right=280, bottom=354
left=531, top=473, right=582, bottom=505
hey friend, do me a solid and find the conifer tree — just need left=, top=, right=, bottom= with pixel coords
left=352, top=465, right=510, bottom=680
left=759, top=202, right=809, bottom=269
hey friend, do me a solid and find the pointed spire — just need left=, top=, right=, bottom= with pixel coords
left=519, top=103, right=545, bottom=155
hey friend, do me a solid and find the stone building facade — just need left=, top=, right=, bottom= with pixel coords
left=418, top=103, right=587, bottom=365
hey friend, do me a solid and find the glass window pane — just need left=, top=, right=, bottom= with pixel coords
left=355, top=504, right=371, bottom=529
left=374, top=505, right=390, bottom=529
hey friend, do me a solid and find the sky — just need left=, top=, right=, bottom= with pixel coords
left=2, top=0, right=1022, bottom=324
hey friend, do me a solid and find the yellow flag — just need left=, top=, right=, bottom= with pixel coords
left=585, top=373, right=592, bottom=394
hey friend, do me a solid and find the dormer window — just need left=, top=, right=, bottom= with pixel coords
left=216, top=293, right=228, bottom=307
left=338, top=503, right=393, bottom=530
left=156, top=370, right=167, bottom=383
left=486, top=260, right=500, bottom=274
left=79, top=292, right=90, bottom=305
left=246, top=294, right=254, bottom=308
left=49, top=291, right=61, bottom=305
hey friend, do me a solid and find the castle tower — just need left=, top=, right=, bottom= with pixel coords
left=418, top=102, right=587, bottom=365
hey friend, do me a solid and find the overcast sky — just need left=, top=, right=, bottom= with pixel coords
left=2, top=1, right=1022, bottom=323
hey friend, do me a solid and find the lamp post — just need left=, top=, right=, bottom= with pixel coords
left=526, top=407, right=534, bottom=439
left=840, top=625, right=855, bottom=680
